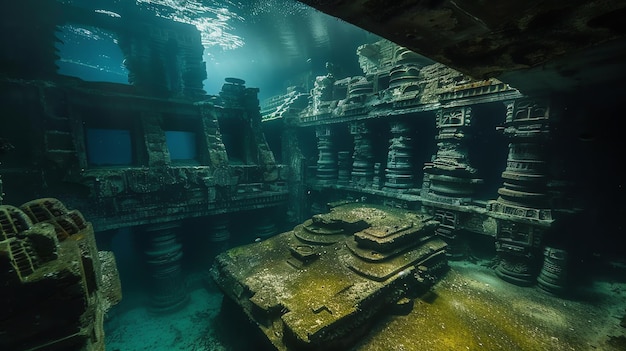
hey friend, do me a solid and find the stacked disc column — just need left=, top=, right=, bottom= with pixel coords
left=316, top=126, right=337, bottom=184
left=144, top=222, right=188, bottom=313
left=421, top=107, right=482, bottom=258
left=421, top=106, right=481, bottom=204
left=488, top=98, right=553, bottom=286
left=384, top=122, right=414, bottom=191
left=254, top=209, right=278, bottom=241
left=537, top=247, right=569, bottom=294
left=349, top=122, right=374, bottom=188
left=208, top=215, right=231, bottom=255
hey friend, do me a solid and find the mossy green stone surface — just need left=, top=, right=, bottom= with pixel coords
left=211, top=203, right=447, bottom=350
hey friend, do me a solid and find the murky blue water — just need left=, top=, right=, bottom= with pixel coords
left=56, top=0, right=381, bottom=100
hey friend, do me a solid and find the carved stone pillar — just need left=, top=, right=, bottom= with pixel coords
left=316, top=126, right=337, bottom=183
left=493, top=221, right=544, bottom=286
left=421, top=106, right=481, bottom=259
left=491, top=99, right=552, bottom=217
left=432, top=209, right=466, bottom=260
left=144, top=222, right=188, bottom=313
left=422, top=106, right=481, bottom=204
left=350, top=122, right=374, bottom=188
left=537, top=246, right=569, bottom=295
left=384, top=122, right=413, bottom=190
left=488, top=98, right=553, bottom=286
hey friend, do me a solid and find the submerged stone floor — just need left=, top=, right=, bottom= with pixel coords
left=357, top=261, right=626, bottom=351
left=104, top=261, right=626, bottom=351
left=104, top=286, right=228, bottom=351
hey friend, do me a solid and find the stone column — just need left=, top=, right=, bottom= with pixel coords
left=432, top=209, right=465, bottom=260
left=384, top=122, right=413, bottom=191
left=253, top=208, right=278, bottom=241
left=337, top=151, right=352, bottom=185
left=208, top=215, right=231, bottom=255
left=350, top=122, right=374, bottom=188
left=488, top=98, right=553, bottom=286
left=316, top=126, right=337, bottom=183
left=372, top=163, right=382, bottom=190
left=421, top=106, right=482, bottom=259
left=140, top=112, right=169, bottom=168
left=422, top=106, right=481, bottom=204
left=537, top=246, right=569, bottom=294
left=144, top=222, right=188, bottom=313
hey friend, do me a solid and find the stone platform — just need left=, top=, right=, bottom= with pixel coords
left=211, top=203, right=448, bottom=350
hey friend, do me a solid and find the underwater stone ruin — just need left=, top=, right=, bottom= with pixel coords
left=211, top=203, right=448, bottom=350
left=1, top=0, right=626, bottom=350
left=0, top=198, right=121, bottom=351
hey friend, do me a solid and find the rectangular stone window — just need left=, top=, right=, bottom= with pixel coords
left=86, top=128, right=133, bottom=166
left=165, top=131, right=198, bottom=162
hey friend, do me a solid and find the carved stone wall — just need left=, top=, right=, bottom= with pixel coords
left=0, top=198, right=121, bottom=351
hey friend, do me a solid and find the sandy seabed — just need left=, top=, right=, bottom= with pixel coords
left=104, top=288, right=227, bottom=351
left=104, top=261, right=626, bottom=351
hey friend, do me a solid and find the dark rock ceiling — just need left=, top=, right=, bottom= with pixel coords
left=296, top=0, right=626, bottom=94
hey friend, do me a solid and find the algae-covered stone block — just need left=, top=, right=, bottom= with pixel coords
left=211, top=203, right=448, bottom=351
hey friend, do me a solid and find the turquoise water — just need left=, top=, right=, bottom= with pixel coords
left=54, top=0, right=381, bottom=101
